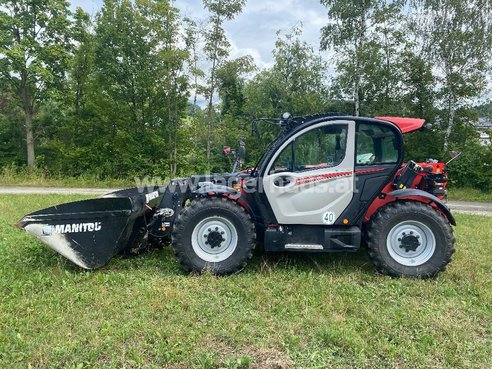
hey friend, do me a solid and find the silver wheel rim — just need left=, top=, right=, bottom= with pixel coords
left=386, top=220, right=436, bottom=266
left=191, top=216, right=238, bottom=263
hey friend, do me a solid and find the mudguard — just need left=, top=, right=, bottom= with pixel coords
left=387, top=189, right=456, bottom=226
left=193, top=183, right=239, bottom=197
left=191, top=183, right=259, bottom=222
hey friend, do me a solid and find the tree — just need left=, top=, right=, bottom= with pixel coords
left=216, top=56, right=255, bottom=117
left=245, top=26, right=330, bottom=118
left=71, top=8, right=94, bottom=115
left=202, top=0, right=246, bottom=171
left=90, top=0, right=189, bottom=177
left=0, top=0, right=74, bottom=166
left=272, top=26, right=330, bottom=115
left=213, top=56, right=255, bottom=172
left=156, top=1, right=190, bottom=177
left=243, top=26, right=331, bottom=165
left=320, top=0, right=404, bottom=116
left=410, top=0, right=492, bottom=150
left=359, top=3, right=407, bottom=115
left=399, top=51, right=436, bottom=119
left=183, top=17, right=205, bottom=113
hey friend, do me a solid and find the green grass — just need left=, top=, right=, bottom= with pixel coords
left=0, top=166, right=134, bottom=188
left=1, top=195, right=491, bottom=368
left=447, top=187, right=492, bottom=202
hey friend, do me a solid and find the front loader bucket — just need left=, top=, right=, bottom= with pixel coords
left=17, top=188, right=162, bottom=269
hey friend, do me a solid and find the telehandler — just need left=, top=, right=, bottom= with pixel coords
left=18, top=113, right=456, bottom=278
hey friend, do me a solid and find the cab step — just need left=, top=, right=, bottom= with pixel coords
left=265, top=225, right=361, bottom=252
left=285, top=243, right=324, bottom=250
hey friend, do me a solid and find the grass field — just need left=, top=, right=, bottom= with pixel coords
left=447, top=187, right=492, bottom=202
left=0, top=167, right=134, bottom=189
left=0, top=195, right=491, bottom=369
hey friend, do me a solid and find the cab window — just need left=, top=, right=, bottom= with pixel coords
left=356, top=124, right=399, bottom=165
left=270, top=124, right=348, bottom=174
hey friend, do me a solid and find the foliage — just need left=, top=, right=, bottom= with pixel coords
left=0, top=0, right=74, bottom=166
left=246, top=26, right=330, bottom=117
left=410, top=0, right=492, bottom=149
left=202, top=0, right=247, bottom=171
left=320, top=0, right=404, bottom=116
left=0, top=0, right=490, bottom=189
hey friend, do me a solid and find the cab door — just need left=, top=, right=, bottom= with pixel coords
left=262, top=120, right=356, bottom=225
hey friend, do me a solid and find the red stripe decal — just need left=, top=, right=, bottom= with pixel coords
left=355, top=168, right=385, bottom=175
left=295, top=171, right=353, bottom=186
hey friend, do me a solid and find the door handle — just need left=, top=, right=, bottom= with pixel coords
left=273, top=176, right=294, bottom=187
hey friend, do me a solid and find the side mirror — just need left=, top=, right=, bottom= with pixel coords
left=222, top=146, right=232, bottom=157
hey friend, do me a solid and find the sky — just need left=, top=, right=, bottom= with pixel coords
left=70, top=0, right=330, bottom=71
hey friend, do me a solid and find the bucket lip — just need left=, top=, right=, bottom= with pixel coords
left=16, top=195, right=142, bottom=231
left=103, top=187, right=160, bottom=197
left=17, top=209, right=134, bottom=227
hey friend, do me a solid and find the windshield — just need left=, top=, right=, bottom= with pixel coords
left=253, top=132, right=287, bottom=174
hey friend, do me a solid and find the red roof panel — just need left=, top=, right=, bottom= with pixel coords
left=375, top=116, right=426, bottom=133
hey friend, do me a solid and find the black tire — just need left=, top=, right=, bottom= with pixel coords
left=366, top=201, right=455, bottom=278
left=172, top=197, right=255, bottom=275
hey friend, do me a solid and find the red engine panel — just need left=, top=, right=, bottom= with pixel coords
left=364, top=160, right=449, bottom=223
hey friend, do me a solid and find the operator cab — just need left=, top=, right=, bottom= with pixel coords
left=253, top=114, right=404, bottom=228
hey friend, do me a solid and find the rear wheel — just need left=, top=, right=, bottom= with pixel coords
left=172, top=197, right=255, bottom=275
left=366, top=201, right=455, bottom=278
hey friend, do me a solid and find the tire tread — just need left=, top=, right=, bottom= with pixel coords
left=366, top=201, right=455, bottom=278
left=172, top=197, right=256, bottom=275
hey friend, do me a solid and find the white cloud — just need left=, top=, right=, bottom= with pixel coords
left=71, top=0, right=330, bottom=71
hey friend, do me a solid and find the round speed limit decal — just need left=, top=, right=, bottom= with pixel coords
left=322, top=211, right=336, bottom=225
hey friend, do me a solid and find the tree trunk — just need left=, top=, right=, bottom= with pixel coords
left=168, top=91, right=177, bottom=177
left=206, top=100, right=213, bottom=172
left=444, top=100, right=455, bottom=151
left=172, top=139, right=177, bottom=177
left=354, top=80, right=360, bottom=117
left=354, top=53, right=360, bottom=116
left=354, top=43, right=361, bottom=117
left=384, top=30, right=390, bottom=105
left=205, top=13, right=223, bottom=173
left=192, top=45, right=199, bottom=112
left=21, top=71, right=35, bottom=167
left=191, top=49, right=199, bottom=155
left=25, top=111, right=35, bottom=167
left=206, top=54, right=217, bottom=173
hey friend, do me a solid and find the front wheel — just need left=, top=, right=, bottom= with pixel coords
left=172, top=197, right=255, bottom=275
left=366, top=201, right=455, bottom=278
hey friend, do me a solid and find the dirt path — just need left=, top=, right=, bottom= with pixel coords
left=1, top=186, right=491, bottom=216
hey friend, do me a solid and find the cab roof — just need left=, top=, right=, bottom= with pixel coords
left=287, top=113, right=426, bottom=134
left=374, top=116, right=426, bottom=133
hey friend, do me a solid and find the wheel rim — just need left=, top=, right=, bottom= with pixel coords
left=191, top=216, right=238, bottom=263
left=386, top=220, right=436, bottom=266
